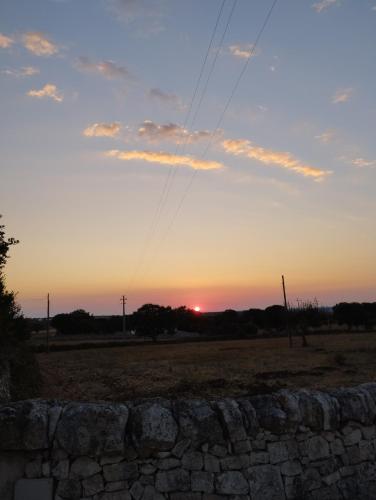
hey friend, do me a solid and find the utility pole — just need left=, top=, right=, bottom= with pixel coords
left=46, top=293, right=50, bottom=353
left=121, top=296, right=127, bottom=335
left=282, top=275, right=292, bottom=348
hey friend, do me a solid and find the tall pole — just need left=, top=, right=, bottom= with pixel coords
left=46, top=293, right=50, bottom=353
left=121, top=296, right=127, bottom=335
left=282, top=275, right=292, bottom=348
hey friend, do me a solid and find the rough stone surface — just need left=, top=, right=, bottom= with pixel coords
left=155, top=469, right=190, bottom=492
left=55, top=402, right=129, bottom=457
left=215, top=471, right=248, bottom=495
left=177, top=400, right=224, bottom=446
left=308, top=436, right=330, bottom=461
left=247, top=465, right=285, bottom=500
left=83, top=472, right=105, bottom=495
left=103, top=462, right=138, bottom=482
left=70, top=455, right=101, bottom=478
left=191, top=471, right=214, bottom=493
left=56, top=478, right=81, bottom=499
left=2, top=385, right=376, bottom=500
left=0, top=401, right=49, bottom=450
left=132, top=402, right=178, bottom=456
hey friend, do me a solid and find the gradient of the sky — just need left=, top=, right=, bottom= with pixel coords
left=1, top=0, right=375, bottom=316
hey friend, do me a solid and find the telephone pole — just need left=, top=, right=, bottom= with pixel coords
left=121, top=296, right=127, bottom=335
left=282, top=275, right=292, bottom=348
left=46, top=293, right=50, bottom=353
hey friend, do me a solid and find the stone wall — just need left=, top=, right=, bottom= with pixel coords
left=2, top=384, right=376, bottom=500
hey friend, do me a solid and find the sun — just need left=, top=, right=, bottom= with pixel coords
left=194, top=306, right=201, bottom=312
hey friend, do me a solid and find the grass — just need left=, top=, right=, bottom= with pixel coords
left=37, top=332, right=376, bottom=402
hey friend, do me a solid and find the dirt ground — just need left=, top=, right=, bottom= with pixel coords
left=37, top=332, right=376, bottom=401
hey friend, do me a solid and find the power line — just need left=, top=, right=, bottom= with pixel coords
left=159, top=0, right=238, bottom=218
left=126, top=0, right=227, bottom=290
left=160, top=0, right=279, bottom=243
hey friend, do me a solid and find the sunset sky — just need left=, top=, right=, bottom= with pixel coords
left=1, top=0, right=375, bottom=317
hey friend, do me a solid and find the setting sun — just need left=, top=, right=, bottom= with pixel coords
left=194, top=306, right=201, bottom=312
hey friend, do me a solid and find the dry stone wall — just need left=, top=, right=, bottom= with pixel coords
left=2, top=384, right=376, bottom=499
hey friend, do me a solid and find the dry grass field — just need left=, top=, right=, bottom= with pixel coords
left=37, top=332, right=376, bottom=402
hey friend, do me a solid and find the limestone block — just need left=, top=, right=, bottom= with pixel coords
left=82, top=472, right=104, bottom=496
left=191, top=471, right=214, bottom=493
left=131, top=401, right=177, bottom=456
left=0, top=401, right=49, bottom=450
left=307, top=436, right=329, bottom=461
left=14, top=478, right=53, bottom=500
left=103, top=462, right=138, bottom=482
left=176, top=400, right=224, bottom=447
left=182, top=451, right=203, bottom=470
left=215, top=471, right=249, bottom=495
left=70, top=456, right=101, bottom=479
left=155, top=468, right=190, bottom=492
left=56, top=478, right=81, bottom=499
left=56, top=403, right=129, bottom=457
left=216, top=399, right=247, bottom=442
left=247, top=465, right=285, bottom=500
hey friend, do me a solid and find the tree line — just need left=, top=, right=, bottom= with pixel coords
left=47, top=301, right=376, bottom=339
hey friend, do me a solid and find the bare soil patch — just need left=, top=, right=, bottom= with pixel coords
left=37, top=332, right=376, bottom=401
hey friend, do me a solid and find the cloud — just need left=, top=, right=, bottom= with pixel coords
left=106, top=0, right=166, bottom=35
left=105, top=149, right=223, bottom=170
left=1, top=66, right=39, bottom=77
left=315, top=129, right=336, bottom=143
left=76, top=56, right=132, bottom=79
left=352, top=158, right=376, bottom=168
left=332, top=87, right=353, bottom=104
left=222, top=139, right=330, bottom=180
left=27, top=83, right=63, bottom=102
left=83, top=122, right=121, bottom=137
left=229, top=44, right=257, bottom=59
left=0, top=33, right=14, bottom=49
left=22, top=32, right=58, bottom=56
left=312, top=0, right=340, bottom=13
left=137, top=120, right=215, bottom=144
left=149, top=88, right=184, bottom=109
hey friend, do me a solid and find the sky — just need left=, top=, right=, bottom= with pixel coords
left=1, top=0, right=375, bottom=317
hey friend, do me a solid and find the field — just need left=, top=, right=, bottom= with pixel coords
left=37, top=332, right=376, bottom=401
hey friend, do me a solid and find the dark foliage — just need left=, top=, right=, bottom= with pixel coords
left=333, top=302, right=376, bottom=329
left=0, top=215, right=41, bottom=400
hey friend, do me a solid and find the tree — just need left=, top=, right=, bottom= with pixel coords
left=0, top=215, right=22, bottom=346
left=0, top=215, right=40, bottom=400
left=132, top=304, right=174, bottom=341
left=333, top=302, right=368, bottom=329
left=52, top=309, right=97, bottom=335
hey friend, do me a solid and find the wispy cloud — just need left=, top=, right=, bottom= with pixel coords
left=22, top=32, right=59, bottom=56
left=229, top=44, right=257, bottom=59
left=137, top=120, right=215, bottom=144
left=106, top=0, right=166, bottom=36
left=149, top=88, right=184, bottom=110
left=352, top=158, right=376, bottom=168
left=332, top=87, right=353, bottom=104
left=312, top=0, right=340, bottom=13
left=76, top=56, right=132, bottom=80
left=2, top=66, right=39, bottom=77
left=0, top=33, right=14, bottom=49
left=83, top=122, right=121, bottom=137
left=315, top=129, right=336, bottom=143
left=27, top=83, right=63, bottom=102
left=222, top=139, right=330, bottom=180
left=106, top=149, right=223, bottom=170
